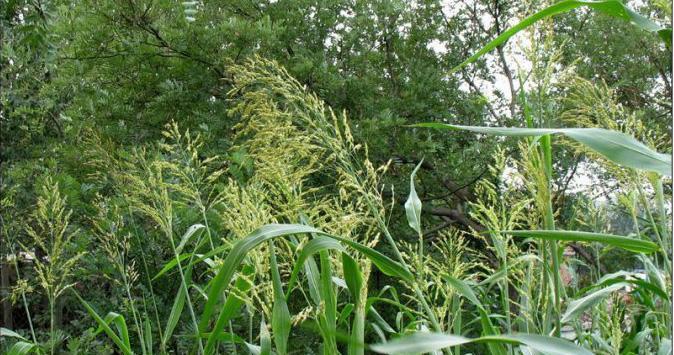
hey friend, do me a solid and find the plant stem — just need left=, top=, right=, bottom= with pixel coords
left=201, top=207, right=215, bottom=251
left=167, top=229, right=204, bottom=354
left=122, top=264, right=146, bottom=355
left=541, top=134, right=561, bottom=337
left=9, top=245, right=38, bottom=344
left=362, top=190, right=449, bottom=354
left=338, top=154, right=445, bottom=336
left=50, top=295, right=55, bottom=355
left=635, top=179, right=671, bottom=272
left=651, top=175, right=670, bottom=255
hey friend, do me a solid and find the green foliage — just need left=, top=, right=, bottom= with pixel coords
left=1, top=1, right=671, bottom=354
left=416, top=124, right=672, bottom=176
left=452, top=0, right=672, bottom=73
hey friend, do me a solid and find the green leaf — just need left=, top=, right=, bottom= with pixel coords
left=343, top=252, right=365, bottom=355
left=369, top=332, right=592, bottom=355
left=505, top=334, right=593, bottom=355
left=441, top=275, right=503, bottom=354
left=404, top=160, right=424, bottom=234
left=97, top=312, right=131, bottom=351
left=260, top=317, right=272, bottom=355
left=269, top=241, right=291, bottom=355
left=342, top=253, right=363, bottom=304
left=441, top=275, right=482, bottom=309
left=200, top=224, right=412, bottom=354
left=593, top=271, right=668, bottom=300
left=285, top=236, right=345, bottom=300
left=562, top=282, right=629, bottom=323
left=0, top=328, right=27, bottom=340
left=371, top=333, right=469, bottom=354
left=162, top=268, right=189, bottom=348
left=318, top=247, right=338, bottom=353
left=415, top=124, right=671, bottom=176
left=7, top=341, right=37, bottom=355
left=72, top=290, right=133, bottom=355
left=144, top=319, right=153, bottom=355
left=622, top=328, right=652, bottom=354
left=338, top=303, right=355, bottom=326
left=658, top=339, right=672, bottom=355
left=451, top=0, right=671, bottom=73
left=502, top=230, right=659, bottom=253
left=176, top=224, right=205, bottom=254
left=211, top=264, right=255, bottom=331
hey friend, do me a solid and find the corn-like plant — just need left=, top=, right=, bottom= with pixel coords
left=22, top=178, right=84, bottom=355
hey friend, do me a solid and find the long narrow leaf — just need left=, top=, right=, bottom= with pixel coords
left=99, top=312, right=131, bottom=351
left=72, top=291, right=133, bottom=355
left=285, top=237, right=345, bottom=299
left=441, top=275, right=504, bottom=354
left=503, top=230, right=659, bottom=253
left=369, top=332, right=592, bottom=355
left=415, top=124, right=671, bottom=176
left=452, top=0, right=671, bottom=73
left=269, top=241, right=291, bottom=355
left=562, top=282, right=629, bottom=323
left=343, top=252, right=365, bottom=355
left=162, top=269, right=189, bottom=348
left=7, top=341, right=37, bottom=355
left=176, top=224, right=205, bottom=254
left=260, top=317, right=272, bottom=355
left=201, top=224, right=412, bottom=354
left=0, top=328, right=27, bottom=340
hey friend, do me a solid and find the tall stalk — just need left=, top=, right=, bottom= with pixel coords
left=650, top=175, right=671, bottom=256
left=635, top=178, right=671, bottom=272
left=167, top=232, right=204, bottom=354
left=540, top=134, right=561, bottom=336
left=5, top=230, right=38, bottom=345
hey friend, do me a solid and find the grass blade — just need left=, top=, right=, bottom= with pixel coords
left=269, top=241, right=291, bottom=355
left=144, top=319, right=153, bottom=355
left=0, top=328, right=27, bottom=340
left=415, top=124, right=671, bottom=176
left=176, top=224, right=205, bottom=254
left=162, top=269, right=188, bottom=348
left=201, top=224, right=412, bottom=353
left=260, top=317, right=272, bottom=355
left=7, top=341, right=37, bottom=355
left=369, top=332, right=592, bottom=355
left=562, top=282, right=629, bottom=323
left=451, top=0, right=671, bottom=73
left=441, top=275, right=504, bottom=354
left=99, top=312, right=131, bottom=350
left=503, top=230, right=659, bottom=253
left=343, top=252, right=365, bottom=355
left=285, top=237, right=345, bottom=300
left=72, top=290, right=133, bottom=355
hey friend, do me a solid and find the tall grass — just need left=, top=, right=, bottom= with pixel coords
left=1, top=2, right=671, bottom=353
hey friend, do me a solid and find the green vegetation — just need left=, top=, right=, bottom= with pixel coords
left=1, top=0, right=671, bottom=354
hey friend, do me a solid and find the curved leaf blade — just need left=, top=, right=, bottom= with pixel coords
left=452, top=0, right=671, bottom=73
left=370, top=332, right=592, bottom=355
left=285, top=236, right=345, bottom=300
left=562, top=282, right=629, bottom=323
left=503, top=230, right=659, bottom=253
left=0, top=328, right=27, bottom=341
left=415, top=124, right=671, bottom=176
left=200, top=224, right=413, bottom=354
left=269, top=241, right=291, bottom=355
left=7, top=341, right=37, bottom=355
left=72, top=291, right=133, bottom=355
